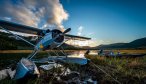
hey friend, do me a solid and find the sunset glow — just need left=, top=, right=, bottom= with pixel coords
left=65, top=39, right=102, bottom=47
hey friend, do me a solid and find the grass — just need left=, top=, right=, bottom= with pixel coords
left=85, top=51, right=146, bottom=84
left=0, top=50, right=146, bottom=84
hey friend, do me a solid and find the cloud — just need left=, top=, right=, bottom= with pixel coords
left=65, top=38, right=103, bottom=47
left=0, top=0, right=68, bottom=31
left=88, top=39, right=104, bottom=47
left=87, top=38, right=114, bottom=47
left=3, top=17, right=12, bottom=21
left=65, top=37, right=112, bottom=47
left=77, top=26, right=83, bottom=36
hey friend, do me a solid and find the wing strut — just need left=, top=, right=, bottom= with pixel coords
left=0, top=26, right=35, bottom=47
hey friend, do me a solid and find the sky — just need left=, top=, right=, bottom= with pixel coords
left=0, top=0, right=146, bottom=46
left=60, top=0, right=146, bottom=45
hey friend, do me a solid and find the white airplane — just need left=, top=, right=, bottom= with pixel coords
left=0, top=20, right=91, bottom=80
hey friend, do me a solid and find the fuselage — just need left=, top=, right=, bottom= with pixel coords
left=35, top=29, right=64, bottom=50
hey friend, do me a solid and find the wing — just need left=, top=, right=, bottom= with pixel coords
left=0, top=20, right=42, bottom=35
left=0, top=20, right=91, bottom=40
left=65, top=34, right=91, bottom=40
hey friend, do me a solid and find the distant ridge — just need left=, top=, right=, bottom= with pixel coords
left=97, top=37, right=146, bottom=49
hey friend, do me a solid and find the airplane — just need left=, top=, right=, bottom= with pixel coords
left=0, top=20, right=91, bottom=80
left=85, top=49, right=146, bottom=58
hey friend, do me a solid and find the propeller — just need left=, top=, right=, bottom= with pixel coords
left=62, top=28, right=71, bottom=35
left=52, top=28, right=71, bottom=42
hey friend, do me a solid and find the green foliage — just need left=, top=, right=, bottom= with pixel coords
left=0, top=32, right=35, bottom=50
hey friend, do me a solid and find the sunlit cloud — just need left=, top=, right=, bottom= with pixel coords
left=3, top=17, right=12, bottom=21
left=65, top=37, right=112, bottom=47
left=0, top=0, right=69, bottom=31
left=88, top=39, right=104, bottom=47
left=77, top=26, right=83, bottom=36
left=88, top=32, right=95, bottom=36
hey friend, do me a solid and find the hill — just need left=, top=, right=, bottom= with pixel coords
left=97, top=37, right=146, bottom=49
left=0, top=32, right=34, bottom=50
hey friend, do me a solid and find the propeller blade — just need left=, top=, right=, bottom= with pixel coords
left=53, top=28, right=71, bottom=40
left=62, top=28, right=71, bottom=34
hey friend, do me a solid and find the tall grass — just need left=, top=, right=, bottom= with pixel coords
left=85, top=54, right=146, bottom=84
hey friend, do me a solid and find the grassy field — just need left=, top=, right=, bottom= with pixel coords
left=0, top=50, right=146, bottom=84
left=85, top=55, right=146, bottom=84
left=85, top=49, right=146, bottom=84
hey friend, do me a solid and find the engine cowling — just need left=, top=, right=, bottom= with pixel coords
left=51, top=29, right=64, bottom=43
left=50, top=29, right=64, bottom=49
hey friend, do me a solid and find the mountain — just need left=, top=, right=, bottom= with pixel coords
left=96, top=37, right=146, bottom=49
left=0, top=32, right=35, bottom=50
